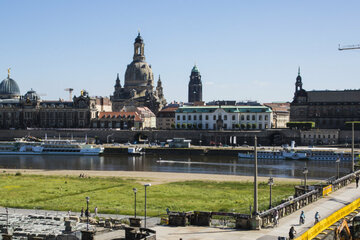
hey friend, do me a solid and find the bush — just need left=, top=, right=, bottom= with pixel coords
left=177, top=123, right=181, bottom=129
left=252, top=123, right=257, bottom=129
left=286, top=121, right=315, bottom=130
left=246, top=123, right=251, bottom=129
left=171, top=123, right=175, bottom=129
left=181, top=123, right=186, bottom=129
left=15, top=172, right=22, bottom=176
left=235, top=124, right=240, bottom=129
left=241, top=124, right=246, bottom=129
left=198, top=123, right=202, bottom=129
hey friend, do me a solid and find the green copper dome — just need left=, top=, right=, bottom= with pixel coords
left=191, top=65, right=199, bottom=73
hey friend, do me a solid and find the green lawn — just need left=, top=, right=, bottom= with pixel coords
left=0, top=174, right=296, bottom=217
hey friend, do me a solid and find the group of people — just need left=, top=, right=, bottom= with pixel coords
left=288, top=210, right=321, bottom=239
left=80, top=206, right=98, bottom=218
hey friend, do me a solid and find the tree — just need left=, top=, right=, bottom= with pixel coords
left=171, top=123, right=175, bottom=129
left=286, top=121, right=315, bottom=130
left=193, top=123, right=197, bottom=129
left=246, top=123, right=251, bottom=129
left=198, top=123, right=202, bottom=129
left=187, top=123, right=193, bottom=129
left=252, top=123, right=257, bottom=129
left=235, top=123, right=240, bottom=129
left=177, top=123, right=181, bottom=129
left=182, top=123, right=187, bottom=129
left=241, top=124, right=246, bottom=129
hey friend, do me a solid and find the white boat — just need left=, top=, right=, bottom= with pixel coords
left=0, top=138, right=103, bottom=156
left=282, top=150, right=308, bottom=160
left=128, top=147, right=145, bottom=155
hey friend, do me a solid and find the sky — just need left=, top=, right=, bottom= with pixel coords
left=1, top=0, right=360, bottom=103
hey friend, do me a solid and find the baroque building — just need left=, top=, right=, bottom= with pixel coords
left=0, top=70, right=96, bottom=129
left=290, top=68, right=360, bottom=129
left=111, top=33, right=166, bottom=114
left=188, top=65, right=202, bottom=103
left=175, top=105, right=272, bottom=130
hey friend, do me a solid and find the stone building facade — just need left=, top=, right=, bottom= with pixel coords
left=290, top=68, right=360, bottom=129
left=188, top=65, right=202, bottom=103
left=0, top=72, right=96, bottom=129
left=156, top=107, right=178, bottom=129
left=264, top=102, right=290, bottom=128
left=175, top=105, right=272, bottom=130
left=110, top=33, right=166, bottom=114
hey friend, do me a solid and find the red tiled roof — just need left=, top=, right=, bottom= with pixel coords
left=159, top=107, right=178, bottom=112
left=98, top=112, right=142, bottom=121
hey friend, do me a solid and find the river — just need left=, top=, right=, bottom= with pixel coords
left=0, top=154, right=351, bottom=180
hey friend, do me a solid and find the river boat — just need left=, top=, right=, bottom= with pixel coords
left=0, top=138, right=103, bottom=156
left=238, top=150, right=285, bottom=160
left=128, top=147, right=145, bottom=156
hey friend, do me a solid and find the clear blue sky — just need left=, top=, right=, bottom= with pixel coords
left=1, top=0, right=360, bottom=103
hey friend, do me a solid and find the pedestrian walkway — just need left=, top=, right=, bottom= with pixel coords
left=154, top=182, right=360, bottom=240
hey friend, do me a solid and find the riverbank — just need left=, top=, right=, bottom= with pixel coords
left=0, top=170, right=299, bottom=216
left=0, top=168, right=306, bottom=185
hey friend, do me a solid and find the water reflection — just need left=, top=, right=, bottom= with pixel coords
left=0, top=154, right=352, bottom=179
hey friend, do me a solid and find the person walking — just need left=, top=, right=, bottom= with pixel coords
left=289, top=226, right=296, bottom=240
left=80, top=207, right=84, bottom=218
left=299, top=211, right=305, bottom=225
left=273, top=209, right=279, bottom=227
left=314, top=211, right=321, bottom=224
left=356, top=175, right=359, bottom=188
left=94, top=206, right=98, bottom=217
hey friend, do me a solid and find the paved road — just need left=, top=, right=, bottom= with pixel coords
left=154, top=182, right=360, bottom=240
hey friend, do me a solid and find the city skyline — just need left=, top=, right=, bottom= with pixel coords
left=1, top=0, right=360, bottom=103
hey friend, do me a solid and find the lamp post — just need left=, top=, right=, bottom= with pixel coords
left=336, top=158, right=340, bottom=179
left=144, top=183, right=151, bottom=228
left=253, top=136, right=258, bottom=215
left=303, top=168, right=308, bottom=192
left=352, top=122, right=355, bottom=173
left=86, top=196, right=90, bottom=231
left=133, top=188, right=137, bottom=218
left=268, top=177, right=274, bottom=209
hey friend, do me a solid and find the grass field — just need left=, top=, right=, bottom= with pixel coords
left=0, top=173, right=296, bottom=217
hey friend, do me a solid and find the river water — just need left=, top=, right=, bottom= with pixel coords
left=0, top=154, right=352, bottom=180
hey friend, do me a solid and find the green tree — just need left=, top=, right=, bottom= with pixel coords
left=198, top=123, right=202, bottom=129
left=171, top=123, right=175, bottom=129
left=235, top=123, right=240, bottom=129
left=246, top=123, right=251, bottom=129
left=241, top=124, right=245, bottom=129
left=182, top=123, right=187, bottom=129
left=252, top=123, right=257, bottom=129
left=177, top=123, right=181, bottom=129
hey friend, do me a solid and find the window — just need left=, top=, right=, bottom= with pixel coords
left=224, top=115, right=227, bottom=120
left=213, top=123, right=216, bottom=129
left=177, top=115, right=180, bottom=120
left=252, top=115, right=255, bottom=121
left=241, top=115, right=244, bottom=120
left=205, top=115, right=209, bottom=120
left=199, top=115, right=202, bottom=120
left=194, top=115, right=197, bottom=120
left=188, top=115, right=191, bottom=120
left=259, top=123, right=262, bottom=129
left=259, top=115, right=262, bottom=121
left=213, top=115, right=216, bottom=120
left=183, top=115, right=185, bottom=120
left=205, top=123, right=208, bottom=129
left=265, top=115, right=268, bottom=120
left=265, top=124, right=268, bottom=128
left=224, top=124, right=227, bottom=129
left=247, top=115, right=250, bottom=120
left=304, top=135, right=306, bottom=139
left=232, top=115, right=235, bottom=120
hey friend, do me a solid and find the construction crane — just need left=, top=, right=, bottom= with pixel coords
left=338, top=44, right=360, bottom=51
left=64, top=88, right=74, bottom=101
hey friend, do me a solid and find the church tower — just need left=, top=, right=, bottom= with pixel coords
left=293, top=67, right=307, bottom=103
left=295, top=67, right=303, bottom=92
left=188, top=65, right=202, bottom=103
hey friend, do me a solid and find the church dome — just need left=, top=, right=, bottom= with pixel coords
left=124, top=61, right=153, bottom=88
left=0, top=77, right=20, bottom=96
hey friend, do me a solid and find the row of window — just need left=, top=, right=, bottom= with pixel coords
left=176, top=114, right=269, bottom=121
left=303, top=134, right=337, bottom=139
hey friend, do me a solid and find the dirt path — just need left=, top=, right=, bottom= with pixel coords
left=0, top=168, right=307, bottom=185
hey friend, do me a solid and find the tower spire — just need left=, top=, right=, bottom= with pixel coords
left=298, top=66, right=301, bottom=76
left=7, top=68, right=11, bottom=78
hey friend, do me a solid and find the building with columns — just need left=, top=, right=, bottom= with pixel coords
left=175, top=105, right=272, bottom=130
left=0, top=71, right=96, bottom=129
left=110, top=33, right=166, bottom=114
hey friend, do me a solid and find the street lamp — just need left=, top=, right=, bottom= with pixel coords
left=133, top=188, right=137, bottom=218
left=268, top=177, right=274, bottom=209
left=303, top=168, right=308, bottom=192
left=336, top=158, right=341, bottom=179
left=253, top=136, right=258, bottom=215
left=86, top=196, right=90, bottom=231
left=144, top=183, right=151, bottom=228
